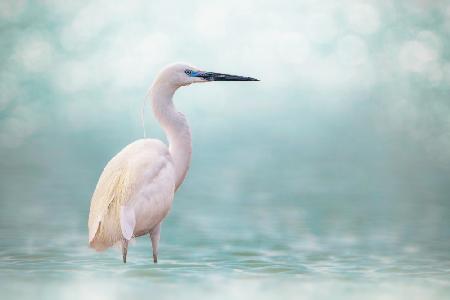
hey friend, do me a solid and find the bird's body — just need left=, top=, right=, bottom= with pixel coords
left=88, top=63, right=258, bottom=263
left=88, top=139, right=175, bottom=251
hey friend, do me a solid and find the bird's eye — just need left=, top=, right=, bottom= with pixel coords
left=185, top=69, right=192, bottom=76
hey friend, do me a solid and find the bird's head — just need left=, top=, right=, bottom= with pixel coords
left=154, top=63, right=259, bottom=88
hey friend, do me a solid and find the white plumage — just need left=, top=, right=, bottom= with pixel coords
left=88, top=139, right=175, bottom=252
left=88, top=63, right=258, bottom=263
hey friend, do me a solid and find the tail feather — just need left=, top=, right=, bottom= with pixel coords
left=89, top=220, right=122, bottom=251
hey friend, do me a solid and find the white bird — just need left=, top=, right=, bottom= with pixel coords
left=88, top=63, right=258, bottom=263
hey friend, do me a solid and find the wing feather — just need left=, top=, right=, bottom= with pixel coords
left=120, top=205, right=136, bottom=241
left=88, top=139, right=173, bottom=250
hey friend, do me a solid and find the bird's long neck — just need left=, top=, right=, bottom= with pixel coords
left=150, top=82, right=192, bottom=190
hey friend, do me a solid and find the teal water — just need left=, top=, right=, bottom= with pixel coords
left=1, top=1, right=450, bottom=299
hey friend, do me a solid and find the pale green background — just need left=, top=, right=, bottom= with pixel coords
left=1, top=0, right=449, bottom=299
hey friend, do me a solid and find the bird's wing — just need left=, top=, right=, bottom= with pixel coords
left=88, top=139, right=174, bottom=244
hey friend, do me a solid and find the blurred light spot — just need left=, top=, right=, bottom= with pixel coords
left=305, top=12, right=339, bottom=44
left=0, top=106, right=36, bottom=148
left=54, top=31, right=171, bottom=92
left=61, top=1, right=112, bottom=50
left=194, top=4, right=228, bottom=38
left=15, top=35, right=54, bottom=73
left=240, top=31, right=289, bottom=85
left=300, top=54, right=347, bottom=90
left=417, top=30, right=442, bottom=51
left=0, top=95, right=11, bottom=111
left=0, top=76, right=19, bottom=111
left=105, top=32, right=172, bottom=88
left=403, top=245, right=419, bottom=254
left=345, top=2, right=380, bottom=35
left=398, top=40, right=437, bottom=73
left=53, top=60, right=95, bottom=93
left=277, top=32, right=311, bottom=64
left=412, top=31, right=443, bottom=83
left=444, top=64, right=450, bottom=84
left=336, top=35, right=368, bottom=66
left=40, top=0, right=84, bottom=16
left=62, top=98, right=97, bottom=130
left=445, top=4, right=450, bottom=32
left=425, top=63, right=443, bottom=84
left=385, top=98, right=419, bottom=138
left=0, top=0, right=26, bottom=20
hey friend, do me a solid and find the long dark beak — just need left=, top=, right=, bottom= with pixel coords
left=195, top=71, right=259, bottom=81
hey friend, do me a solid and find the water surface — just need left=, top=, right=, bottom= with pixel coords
left=1, top=0, right=450, bottom=299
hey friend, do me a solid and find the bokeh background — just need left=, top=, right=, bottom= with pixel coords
left=1, top=0, right=450, bottom=299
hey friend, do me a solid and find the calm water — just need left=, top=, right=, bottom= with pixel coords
left=1, top=123, right=449, bottom=299
left=1, top=0, right=450, bottom=299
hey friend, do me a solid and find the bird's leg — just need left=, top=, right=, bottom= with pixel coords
left=149, top=223, right=161, bottom=264
left=121, top=239, right=128, bottom=264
